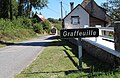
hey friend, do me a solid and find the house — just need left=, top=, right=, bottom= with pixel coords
left=63, top=4, right=89, bottom=29
left=33, top=13, right=46, bottom=23
left=81, top=0, right=110, bottom=27
left=63, top=0, right=110, bottom=29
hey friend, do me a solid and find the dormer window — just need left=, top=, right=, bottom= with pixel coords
left=71, top=16, right=80, bottom=25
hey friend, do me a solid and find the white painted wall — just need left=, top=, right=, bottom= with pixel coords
left=64, top=5, right=89, bottom=29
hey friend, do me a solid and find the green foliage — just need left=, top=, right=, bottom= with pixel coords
left=48, top=18, right=60, bottom=23
left=15, top=39, right=78, bottom=78
left=54, top=23, right=62, bottom=31
left=22, top=17, right=32, bottom=28
left=32, top=18, right=38, bottom=24
left=0, top=16, right=53, bottom=42
left=101, top=0, right=120, bottom=21
left=0, top=0, right=9, bottom=18
left=33, top=23, right=43, bottom=34
left=18, top=0, right=48, bottom=17
left=14, top=39, right=120, bottom=78
left=12, top=17, right=33, bottom=29
left=108, top=34, right=113, bottom=37
left=48, top=18, right=62, bottom=34
left=30, top=0, right=48, bottom=9
left=12, top=0, right=18, bottom=17
left=41, top=20, right=51, bottom=33
left=0, top=0, right=18, bottom=19
left=0, top=17, right=36, bottom=41
left=32, top=20, right=52, bottom=34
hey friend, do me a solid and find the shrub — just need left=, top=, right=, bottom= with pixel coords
left=12, top=17, right=32, bottom=29
left=32, top=18, right=38, bottom=24
left=54, top=23, right=62, bottom=31
left=22, top=17, right=32, bottom=29
left=0, top=17, right=36, bottom=41
left=40, top=20, right=51, bottom=33
left=33, top=23, right=43, bottom=34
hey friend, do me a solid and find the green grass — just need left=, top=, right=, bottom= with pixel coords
left=15, top=39, right=78, bottom=78
left=0, top=44, right=6, bottom=48
left=14, top=38, right=120, bottom=78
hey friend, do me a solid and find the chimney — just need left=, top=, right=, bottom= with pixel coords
left=70, top=2, right=74, bottom=11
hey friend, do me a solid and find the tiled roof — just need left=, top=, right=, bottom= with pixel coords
left=36, top=14, right=46, bottom=21
left=81, top=0, right=91, bottom=8
left=81, top=0, right=110, bottom=22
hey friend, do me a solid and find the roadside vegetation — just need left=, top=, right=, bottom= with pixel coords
left=0, top=0, right=63, bottom=47
left=0, top=17, right=35, bottom=42
left=0, top=17, right=62, bottom=47
left=15, top=38, right=120, bottom=78
left=0, top=0, right=51, bottom=47
left=48, top=18, right=62, bottom=32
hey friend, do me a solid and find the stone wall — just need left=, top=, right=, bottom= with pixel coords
left=68, top=38, right=120, bottom=66
left=82, top=39, right=120, bottom=66
left=67, top=22, right=120, bottom=66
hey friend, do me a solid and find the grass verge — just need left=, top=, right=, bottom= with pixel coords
left=14, top=38, right=120, bottom=78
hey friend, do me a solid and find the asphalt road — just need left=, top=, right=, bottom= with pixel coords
left=0, top=35, right=55, bottom=78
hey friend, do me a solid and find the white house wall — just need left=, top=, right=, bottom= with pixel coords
left=64, top=5, right=89, bottom=29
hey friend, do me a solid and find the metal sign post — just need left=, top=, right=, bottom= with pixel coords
left=78, top=37, right=82, bottom=70
left=60, top=28, right=99, bottom=71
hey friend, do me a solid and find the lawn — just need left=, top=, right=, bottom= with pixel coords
left=15, top=37, right=120, bottom=78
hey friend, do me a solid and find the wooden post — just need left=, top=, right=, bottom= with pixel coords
left=114, top=21, right=120, bottom=52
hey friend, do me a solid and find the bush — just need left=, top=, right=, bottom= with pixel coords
left=40, top=20, right=51, bottom=33
left=22, top=17, right=32, bottom=28
left=0, top=17, right=36, bottom=41
left=12, top=17, right=32, bottom=29
left=54, top=23, right=62, bottom=31
left=33, top=23, right=43, bottom=34
left=32, top=18, right=38, bottom=24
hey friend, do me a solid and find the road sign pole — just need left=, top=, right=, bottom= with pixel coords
left=60, top=28, right=99, bottom=71
left=78, top=37, right=82, bottom=70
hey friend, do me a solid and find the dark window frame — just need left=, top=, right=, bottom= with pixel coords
left=71, top=16, right=80, bottom=25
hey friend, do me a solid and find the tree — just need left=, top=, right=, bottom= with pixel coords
left=29, top=0, right=48, bottom=17
left=0, top=0, right=9, bottom=18
left=12, top=0, right=18, bottom=17
left=101, top=0, right=120, bottom=21
left=18, top=0, right=24, bottom=16
left=18, top=0, right=48, bottom=17
left=10, top=0, right=12, bottom=20
left=48, top=18, right=60, bottom=23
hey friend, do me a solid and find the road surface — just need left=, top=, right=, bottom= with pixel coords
left=0, top=35, right=55, bottom=78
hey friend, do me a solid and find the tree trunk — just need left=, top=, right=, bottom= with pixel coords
left=18, top=0, right=24, bottom=16
left=29, top=4, right=32, bottom=18
left=10, top=0, right=12, bottom=20
left=0, top=0, right=9, bottom=18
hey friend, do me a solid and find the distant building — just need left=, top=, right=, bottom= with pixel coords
left=63, top=0, right=110, bottom=29
left=33, top=13, right=46, bottom=23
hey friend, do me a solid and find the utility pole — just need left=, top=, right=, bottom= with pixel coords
left=65, top=10, right=67, bottom=16
left=60, top=1, right=63, bottom=20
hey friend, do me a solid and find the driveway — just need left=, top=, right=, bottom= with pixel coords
left=0, top=35, right=56, bottom=78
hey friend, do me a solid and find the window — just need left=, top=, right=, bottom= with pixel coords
left=71, top=16, right=80, bottom=25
